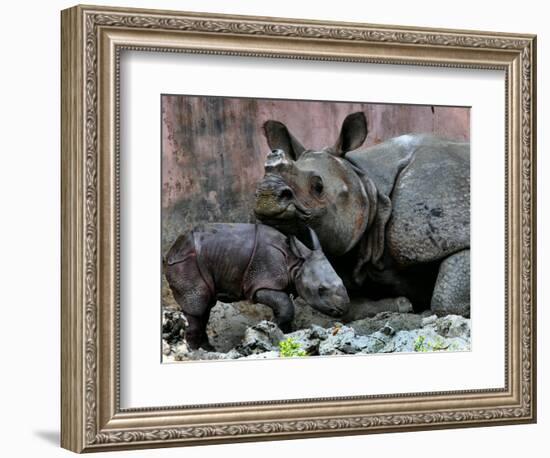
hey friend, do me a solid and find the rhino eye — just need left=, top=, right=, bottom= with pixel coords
left=311, top=175, right=324, bottom=197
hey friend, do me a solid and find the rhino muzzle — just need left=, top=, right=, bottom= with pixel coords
left=254, top=174, right=297, bottom=218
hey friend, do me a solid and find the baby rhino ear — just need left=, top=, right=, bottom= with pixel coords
left=333, top=112, right=368, bottom=156
left=289, top=235, right=312, bottom=259
left=308, top=227, right=322, bottom=251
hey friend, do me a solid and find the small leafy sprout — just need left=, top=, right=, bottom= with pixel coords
left=279, top=337, right=307, bottom=357
left=414, top=334, right=450, bottom=352
left=414, top=335, right=429, bottom=352
left=431, top=336, right=449, bottom=351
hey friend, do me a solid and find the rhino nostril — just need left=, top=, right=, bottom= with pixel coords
left=279, top=188, right=293, bottom=200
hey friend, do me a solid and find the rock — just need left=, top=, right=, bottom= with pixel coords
left=319, top=325, right=373, bottom=355
left=384, top=312, right=423, bottom=331
left=283, top=329, right=320, bottom=355
left=238, top=321, right=285, bottom=356
left=310, top=324, right=329, bottom=340
left=391, top=328, right=470, bottom=353
left=421, top=314, right=438, bottom=327
left=225, top=349, right=243, bottom=359
left=173, top=341, right=191, bottom=361
left=391, top=329, right=424, bottom=353
left=446, top=336, right=470, bottom=352
left=240, top=351, right=280, bottom=360
left=333, top=312, right=470, bottom=354
left=184, top=349, right=237, bottom=361
left=293, top=296, right=414, bottom=328
left=343, top=296, right=413, bottom=321
left=347, top=318, right=383, bottom=336
left=163, top=293, right=471, bottom=360
left=162, top=310, right=187, bottom=343
left=206, top=301, right=274, bottom=352
left=435, top=315, right=471, bottom=338
left=173, top=347, right=243, bottom=361
left=348, top=312, right=422, bottom=336
left=292, top=298, right=341, bottom=329
left=361, top=331, right=391, bottom=353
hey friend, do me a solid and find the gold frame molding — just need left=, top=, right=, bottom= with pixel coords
left=61, top=4, right=537, bottom=453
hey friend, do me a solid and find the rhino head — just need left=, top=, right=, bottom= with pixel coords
left=291, top=228, right=349, bottom=316
left=255, top=112, right=375, bottom=258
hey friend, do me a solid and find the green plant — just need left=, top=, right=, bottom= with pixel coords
left=414, top=334, right=429, bottom=352
left=431, top=336, right=449, bottom=351
left=279, top=337, right=307, bottom=357
left=414, top=334, right=450, bottom=352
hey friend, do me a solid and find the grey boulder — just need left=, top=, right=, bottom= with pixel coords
left=206, top=301, right=274, bottom=352
left=348, top=311, right=423, bottom=336
left=238, top=320, right=285, bottom=356
left=318, top=325, right=388, bottom=355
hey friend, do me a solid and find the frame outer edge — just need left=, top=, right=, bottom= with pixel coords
left=60, top=3, right=537, bottom=452
left=61, top=5, right=86, bottom=453
left=528, top=35, right=537, bottom=423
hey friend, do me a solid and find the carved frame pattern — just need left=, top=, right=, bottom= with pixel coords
left=61, top=4, right=536, bottom=452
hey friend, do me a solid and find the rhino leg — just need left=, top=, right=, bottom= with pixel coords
left=254, top=289, right=295, bottom=333
left=431, top=249, right=470, bottom=317
left=164, top=260, right=215, bottom=350
left=184, top=312, right=215, bottom=351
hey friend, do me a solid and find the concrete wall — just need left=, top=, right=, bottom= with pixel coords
left=162, top=95, right=470, bottom=253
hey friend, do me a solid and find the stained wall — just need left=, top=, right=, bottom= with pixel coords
left=161, top=95, right=470, bottom=253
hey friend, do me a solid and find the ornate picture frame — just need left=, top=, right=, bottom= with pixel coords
left=61, top=4, right=536, bottom=452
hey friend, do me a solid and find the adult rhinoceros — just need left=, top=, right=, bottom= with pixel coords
left=254, top=112, right=470, bottom=317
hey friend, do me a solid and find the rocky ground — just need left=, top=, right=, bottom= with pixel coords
left=162, top=295, right=471, bottom=362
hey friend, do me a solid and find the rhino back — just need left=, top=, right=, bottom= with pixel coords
left=387, top=142, right=470, bottom=265
left=345, top=134, right=436, bottom=196
left=193, top=223, right=257, bottom=298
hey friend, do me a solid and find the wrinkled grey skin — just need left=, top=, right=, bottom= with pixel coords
left=254, top=112, right=470, bottom=317
left=164, top=223, right=349, bottom=349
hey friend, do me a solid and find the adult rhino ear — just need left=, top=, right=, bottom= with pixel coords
left=263, top=120, right=306, bottom=161
left=333, top=112, right=368, bottom=156
left=289, top=235, right=312, bottom=259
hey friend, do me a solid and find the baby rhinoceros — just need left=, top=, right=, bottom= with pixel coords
left=164, top=223, right=349, bottom=350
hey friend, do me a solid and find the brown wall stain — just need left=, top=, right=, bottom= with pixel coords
left=162, top=95, right=470, bottom=253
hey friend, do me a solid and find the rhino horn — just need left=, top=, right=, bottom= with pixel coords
left=264, top=149, right=292, bottom=171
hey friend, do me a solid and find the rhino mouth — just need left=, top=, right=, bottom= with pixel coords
left=309, top=295, right=350, bottom=318
left=254, top=201, right=314, bottom=226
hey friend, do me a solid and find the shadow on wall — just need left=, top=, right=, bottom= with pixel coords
left=33, top=430, right=59, bottom=447
left=161, top=94, right=470, bottom=253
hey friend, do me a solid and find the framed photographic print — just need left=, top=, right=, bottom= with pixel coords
left=61, top=4, right=537, bottom=453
